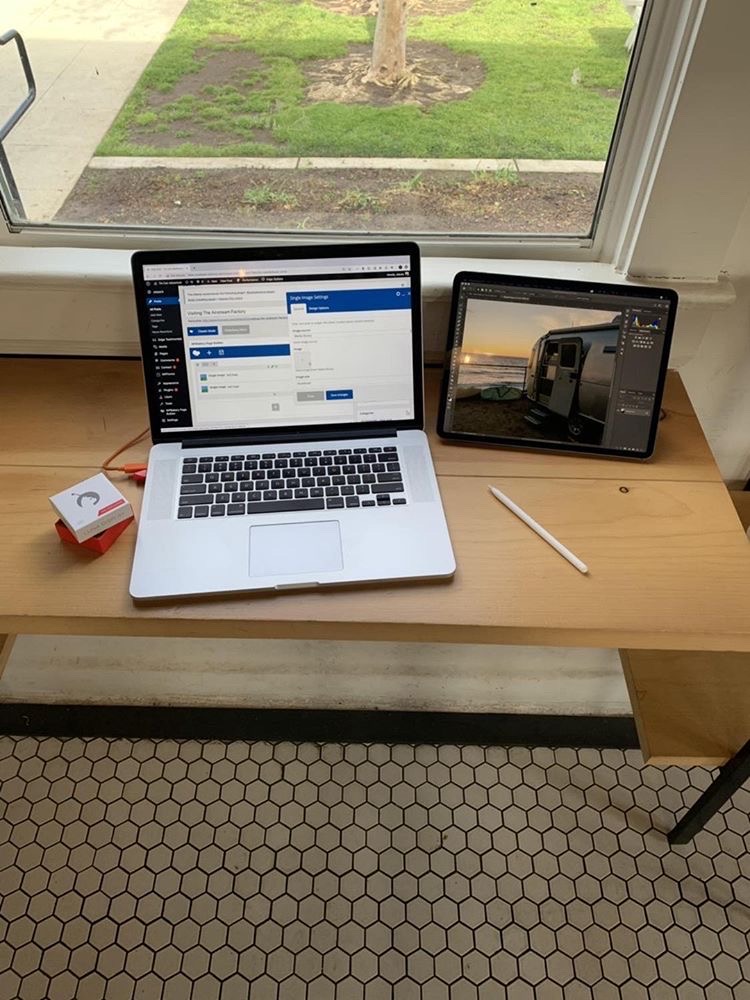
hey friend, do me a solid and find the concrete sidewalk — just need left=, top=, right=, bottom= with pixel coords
left=89, top=155, right=607, bottom=175
left=0, top=0, right=187, bottom=221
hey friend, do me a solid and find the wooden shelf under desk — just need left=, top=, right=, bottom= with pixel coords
left=620, top=649, right=750, bottom=766
left=620, top=495, right=750, bottom=766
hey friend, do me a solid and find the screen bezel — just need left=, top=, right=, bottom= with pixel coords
left=132, top=241, right=424, bottom=444
left=437, top=271, right=678, bottom=460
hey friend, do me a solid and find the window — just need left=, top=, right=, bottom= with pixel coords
left=559, top=343, right=579, bottom=370
left=0, top=0, right=649, bottom=243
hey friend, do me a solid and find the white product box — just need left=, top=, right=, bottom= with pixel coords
left=49, top=472, right=133, bottom=543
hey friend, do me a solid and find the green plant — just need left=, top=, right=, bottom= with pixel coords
left=397, top=172, right=424, bottom=192
left=338, top=189, right=381, bottom=212
left=492, top=166, right=520, bottom=185
left=242, top=184, right=297, bottom=208
left=133, top=111, right=158, bottom=126
left=469, top=166, right=520, bottom=186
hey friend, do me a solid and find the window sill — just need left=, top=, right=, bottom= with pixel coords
left=0, top=246, right=736, bottom=301
left=0, top=246, right=735, bottom=360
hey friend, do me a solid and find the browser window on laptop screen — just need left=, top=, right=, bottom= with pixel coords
left=440, top=275, right=675, bottom=457
left=139, top=253, right=415, bottom=434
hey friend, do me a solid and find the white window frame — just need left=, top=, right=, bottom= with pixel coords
left=1, top=0, right=747, bottom=360
left=0, top=1, right=704, bottom=262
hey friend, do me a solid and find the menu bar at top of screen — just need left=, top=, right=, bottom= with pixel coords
left=142, top=257, right=411, bottom=281
left=462, top=282, right=671, bottom=314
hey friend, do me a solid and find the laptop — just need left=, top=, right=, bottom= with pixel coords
left=129, top=242, right=455, bottom=599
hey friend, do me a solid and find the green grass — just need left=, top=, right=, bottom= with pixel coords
left=474, top=166, right=520, bottom=185
left=337, top=189, right=381, bottom=212
left=396, top=172, right=424, bottom=193
left=242, top=184, right=298, bottom=208
left=99, top=0, right=632, bottom=160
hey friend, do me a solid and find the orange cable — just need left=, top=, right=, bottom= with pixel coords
left=102, top=428, right=150, bottom=473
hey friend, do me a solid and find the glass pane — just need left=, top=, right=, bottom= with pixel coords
left=559, top=343, right=578, bottom=368
left=0, top=0, right=645, bottom=236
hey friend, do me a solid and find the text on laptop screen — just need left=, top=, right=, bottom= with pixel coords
left=140, top=254, right=415, bottom=433
left=443, top=280, right=672, bottom=453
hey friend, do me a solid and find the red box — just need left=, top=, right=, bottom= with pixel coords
left=55, top=516, right=134, bottom=554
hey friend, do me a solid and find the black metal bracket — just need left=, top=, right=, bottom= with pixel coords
left=668, top=738, right=750, bottom=844
left=0, top=28, right=37, bottom=222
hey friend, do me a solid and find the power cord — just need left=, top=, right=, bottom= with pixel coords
left=102, top=429, right=150, bottom=481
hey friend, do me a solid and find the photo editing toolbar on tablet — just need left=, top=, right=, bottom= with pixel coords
left=139, top=252, right=416, bottom=434
left=442, top=277, right=674, bottom=455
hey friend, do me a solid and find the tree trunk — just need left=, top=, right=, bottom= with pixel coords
left=368, top=0, right=408, bottom=85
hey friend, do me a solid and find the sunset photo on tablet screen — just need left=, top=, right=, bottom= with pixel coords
left=452, top=297, right=621, bottom=445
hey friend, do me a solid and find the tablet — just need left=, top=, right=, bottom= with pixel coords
left=437, top=271, right=677, bottom=459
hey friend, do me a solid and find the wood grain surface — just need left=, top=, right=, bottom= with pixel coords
left=1, top=466, right=749, bottom=650
left=0, top=360, right=722, bottom=482
left=620, top=649, right=750, bottom=765
left=0, top=634, right=16, bottom=679
left=620, top=493, right=750, bottom=765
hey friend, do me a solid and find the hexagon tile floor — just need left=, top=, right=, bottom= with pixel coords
left=1, top=738, right=749, bottom=1000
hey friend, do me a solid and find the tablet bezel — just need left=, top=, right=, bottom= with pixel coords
left=437, top=270, right=677, bottom=460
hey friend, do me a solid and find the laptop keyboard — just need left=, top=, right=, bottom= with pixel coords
left=176, top=446, right=407, bottom=519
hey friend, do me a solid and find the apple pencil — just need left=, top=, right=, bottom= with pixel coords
left=488, top=485, right=589, bottom=575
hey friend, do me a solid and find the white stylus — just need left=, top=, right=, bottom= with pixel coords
left=488, top=485, right=589, bottom=575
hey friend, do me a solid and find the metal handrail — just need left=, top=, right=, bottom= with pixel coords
left=0, top=29, right=37, bottom=222
left=0, top=29, right=36, bottom=141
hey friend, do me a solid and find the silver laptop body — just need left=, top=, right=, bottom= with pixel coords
left=129, top=242, right=455, bottom=599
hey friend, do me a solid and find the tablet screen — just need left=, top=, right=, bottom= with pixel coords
left=439, top=274, right=677, bottom=457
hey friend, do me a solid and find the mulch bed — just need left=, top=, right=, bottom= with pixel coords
left=56, top=167, right=600, bottom=234
left=304, top=41, right=485, bottom=108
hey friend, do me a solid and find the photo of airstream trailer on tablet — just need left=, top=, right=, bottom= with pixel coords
left=443, top=282, right=673, bottom=456
left=525, top=318, right=621, bottom=444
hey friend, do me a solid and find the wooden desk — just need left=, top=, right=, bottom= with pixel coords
left=619, top=492, right=750, bottom=766
left=0, top=359, right=748, bottom=647
left=0, top=357, right=724, bottom=482
left=1, top=358, right=749, bottom=842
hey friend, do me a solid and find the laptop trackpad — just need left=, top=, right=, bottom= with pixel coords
left=249, top=520, right=343, bottom=578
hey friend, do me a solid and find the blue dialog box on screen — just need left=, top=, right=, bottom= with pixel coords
left=187, top=326, right=219, bottom=336
left=189, top=345, right=291, bottom=360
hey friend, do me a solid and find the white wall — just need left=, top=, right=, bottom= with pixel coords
left=679, top=199, right=750, bottom=486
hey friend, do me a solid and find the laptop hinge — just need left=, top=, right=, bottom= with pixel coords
left=182, top=427, right=399, bottom=449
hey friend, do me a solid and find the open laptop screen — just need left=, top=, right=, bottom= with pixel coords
left=439, top=273, right=677, bottom=459
left=132, top=244, right=420, bottom=441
